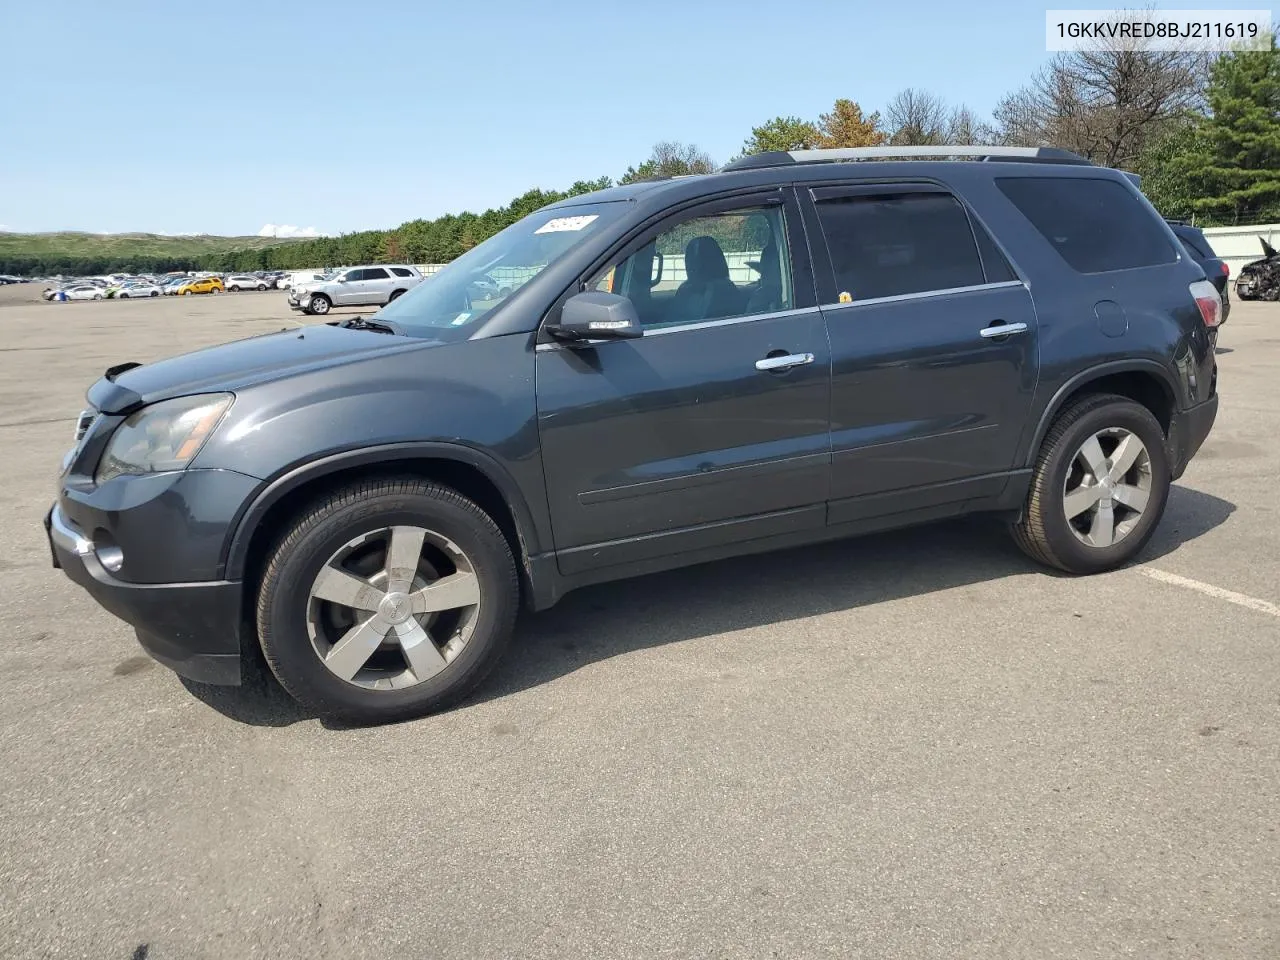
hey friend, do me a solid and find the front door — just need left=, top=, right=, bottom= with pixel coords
left=535, top=190, right=832, bottom=575
left=800, top=183, right=1040, bottom=523
left=332, top=269, right=363, bottom=305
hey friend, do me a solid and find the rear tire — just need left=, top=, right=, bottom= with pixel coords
left=387, top=289, right=405, bottom=304
left=255, top=478, right=519, bottom=724
left=229, top=285, right=240, bottom=292
left=1012, top=394, right=1170, bottom=574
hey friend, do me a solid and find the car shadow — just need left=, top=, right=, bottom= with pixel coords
left=1215, top=346, right=1234, bottom=355
left=182, top=483, right=1236, bottom=727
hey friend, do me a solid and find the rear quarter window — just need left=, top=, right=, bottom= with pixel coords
left=996, top=177, right=1176, bottom=274
left=391, top=267, right=413, bottom=277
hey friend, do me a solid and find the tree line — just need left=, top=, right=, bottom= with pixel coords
left=7, top=36, right=1277, bottom=277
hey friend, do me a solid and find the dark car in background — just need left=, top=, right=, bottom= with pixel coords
left=47, top=145, right=1220, bottom=724
left=1166, top=220, right=1231, bottom=323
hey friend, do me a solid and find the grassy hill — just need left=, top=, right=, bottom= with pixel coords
left=0, top=231, right=295, bottom=260
left=0, top=231, right=305, bottom=277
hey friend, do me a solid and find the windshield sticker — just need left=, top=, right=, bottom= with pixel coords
left=534, top=215, right=599, bottom=234
left=451, top=312, right=472, bottom=326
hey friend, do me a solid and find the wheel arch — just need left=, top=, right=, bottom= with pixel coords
left=223, top=442, right=545, bottom=608
left=1024, top=361, right=1179, bottom=468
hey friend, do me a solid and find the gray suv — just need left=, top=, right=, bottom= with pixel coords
left=46, top=146, right=1220, bottom=724
left=289, top=264, right=424, bottom=315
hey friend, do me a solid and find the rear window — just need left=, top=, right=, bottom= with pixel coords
left=996, top=177, right=1176, bottom=273
left=391, top=267, right=413, bottom=277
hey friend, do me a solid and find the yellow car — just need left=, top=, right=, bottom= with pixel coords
left=177, top=276, right=225, bottom=296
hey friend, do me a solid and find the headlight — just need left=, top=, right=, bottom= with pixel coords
left=95, top=393, right=233, bottom=483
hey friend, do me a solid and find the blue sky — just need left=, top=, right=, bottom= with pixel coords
left=0, top=0, right=1247, bottom=236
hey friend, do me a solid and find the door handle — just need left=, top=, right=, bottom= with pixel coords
left=755, top=352, right=815, bottom=372
left=979, top=321, right=1029, bottom=339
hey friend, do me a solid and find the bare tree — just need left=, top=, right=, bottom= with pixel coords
left=945, top=105, right=997, bottom=145
left=884, top=88, right=949, bottom=145
left=993, top=16, right=1208, bottom=166
left=621, top=140, right=717, bottom=183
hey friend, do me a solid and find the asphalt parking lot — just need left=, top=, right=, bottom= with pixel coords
left=1, top=285, right=1278, bottom=959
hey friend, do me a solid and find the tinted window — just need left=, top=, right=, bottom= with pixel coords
left=997, top=177, right=1176, bottom=273
left=814, top=192, right=985, bottom=301
left=363, top=267, right=389, bottom=280
left=391, top=267, right=413, bottom=277
left=972, top=216, right=1017, bottom=283
left=589, top=205, right=793, bottom=329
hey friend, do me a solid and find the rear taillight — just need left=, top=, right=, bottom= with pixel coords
left=1190, top=279, right=1222, bottom=328
left=1221, top=262, right=1230, bottom=276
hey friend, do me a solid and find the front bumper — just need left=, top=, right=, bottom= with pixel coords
left=1168, top=393, right=1218, bottom=480
left=46, top=503, right=244, bottom=685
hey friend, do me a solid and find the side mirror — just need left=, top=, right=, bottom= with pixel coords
left=336, top=276, right=348, bottom=283
left=550, top=291, right=642, bottom=341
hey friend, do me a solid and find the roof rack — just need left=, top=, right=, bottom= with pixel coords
left=721, top=145, right=1092, bottom=172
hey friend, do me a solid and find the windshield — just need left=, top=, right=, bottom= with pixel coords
left=374, top=202, right=625, bottom=336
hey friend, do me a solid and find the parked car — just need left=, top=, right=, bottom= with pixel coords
left=161, top=278, right=188, bottom=296
left=46, top=145, right=1220, bottom=724
left=1166, top=220, right=1231, bottom=323
left=176, top=276, right=225, bottom=296
left=57, top=284, right=105, bottom=301
left=1235, top=237, right=1280, bottom=301
left=288, top=265, right=423, bottom=315
left=115, top=282, right=162, bottom=298
left=225, top=274, right=269, bottom=292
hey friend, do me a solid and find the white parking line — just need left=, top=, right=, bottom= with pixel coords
left=1136, top=567, right=1280, bottom=619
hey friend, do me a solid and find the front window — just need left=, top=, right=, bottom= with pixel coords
left=375, top=202, right=625, bottom=336
left=587, top=204, right=793, bottom=329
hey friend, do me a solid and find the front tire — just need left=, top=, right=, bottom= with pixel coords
left=307, top=294, right=331, bottom=315
left=256, top=478, right=519, bottom=724
left=1012, top=394, right=1170, bottom=574
left=229, top=285, right=240, bottom=292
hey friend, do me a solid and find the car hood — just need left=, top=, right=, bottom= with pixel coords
left=86, top=323, right=425, bottom=414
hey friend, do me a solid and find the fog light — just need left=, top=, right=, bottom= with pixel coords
left=94, top=536, right=124, bottom=573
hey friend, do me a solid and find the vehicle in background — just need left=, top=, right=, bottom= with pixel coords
left=115, top=282, right=162, bottom=298
left=279, top=270, right=330, bottom=291
left=0, top=275, right=23, bottom=285
left=176, top=276, right=225, bottom=296
left=162, top=278, right=189, bottom=296
left=1166, top=220, right=1231, bottom=323
left=57, top=284, right=105, bottom=301
left=1235, top=237, right=1280, bottom=301
left=288, top=264, right=423, bottom=315
left=225, top=274, right=269, bottom=292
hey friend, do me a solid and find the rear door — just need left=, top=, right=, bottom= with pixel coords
left=800, top=182, right=1040, bottom=522
left=359, top=266, right=392, bottom=304
left=535, top=189, right=832, bottom=574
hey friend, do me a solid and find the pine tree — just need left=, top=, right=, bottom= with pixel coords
left=1189, top=44, right=1280, bottom=224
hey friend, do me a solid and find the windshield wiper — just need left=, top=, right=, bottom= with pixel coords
left=337, top=316, right=403, bottom=336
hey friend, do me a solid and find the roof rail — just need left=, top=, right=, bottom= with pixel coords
left=721, top=145, right=1092, bottom=172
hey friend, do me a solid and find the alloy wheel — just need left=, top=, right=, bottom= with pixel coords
left=306, top=525, right=482, bottom=690
left=1062, top=427, right=1152, bottom=548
